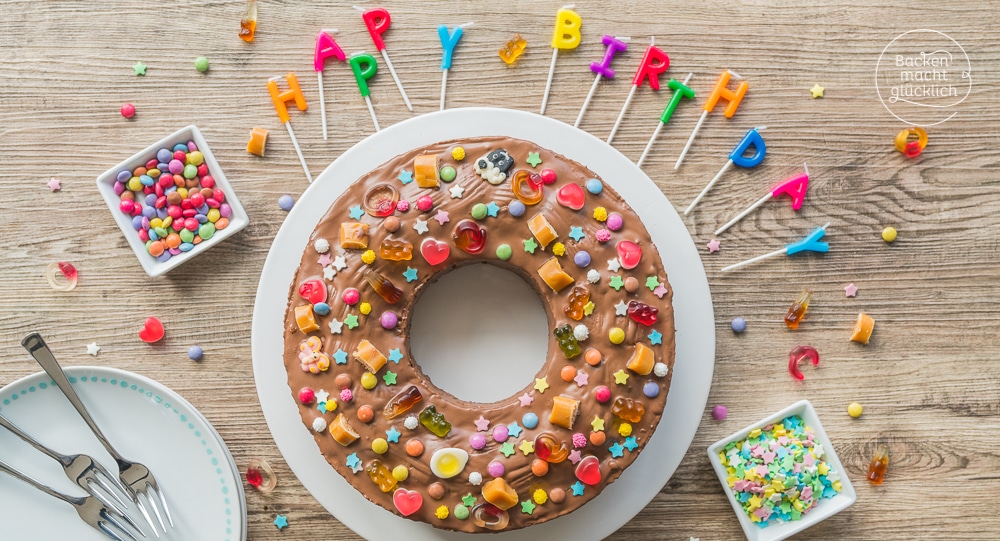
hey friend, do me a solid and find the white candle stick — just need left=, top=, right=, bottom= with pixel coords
left=285, top=122, right=313, bottom=183
left=541, top=4, right=581, bottom=115
left=364, top=95, right=380, bottom=132
left=439, top=69, right=448, bottom=111
left=314, top=28, right=344, bottom=141
left=637, top=72, right=692, bottom=167
left=574, top=73, right=601, bottom=128
left=674, top=110, right=707, bottom=170
left=715, top=163, right=810, bottom=235
left=607, top=84, right=637, bottom=144
left=317, top=71, right=328, bottom=140
left=676, top=69, right=747, bottom=170
left=714, top=193, right=770, bottom=235
left=379, top=48, right=412, bottom=111
left=720, top=222, right=830, bottom=272
left=540, top=48, right=559, bottom=115
left=684, top=159, right=733, bottom=215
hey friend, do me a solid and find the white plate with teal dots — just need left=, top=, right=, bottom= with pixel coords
left=0, top=366, right=246, bottom=540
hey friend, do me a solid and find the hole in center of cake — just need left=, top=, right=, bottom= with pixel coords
left=409, top=263, right=549, bottom=403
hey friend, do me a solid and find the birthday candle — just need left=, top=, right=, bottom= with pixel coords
left=720, top=223, right=830, bottom=272
left=314, top=29, right=346, bottom=141
left=636, top=73, right=694, bottom=167
left=357, top=6, right=412, bottom=111
left=574, top=34, right=628, bottom=128
left=438, top=23, right=472, bottom=111
left=540, top=5, right=582, bottom=115
left=349, top=53, right=381, bottom=131
left=715, top=165, right=810, bottom=235
left=267, top=73, right=312, bottom=182
left=675, top=70, right=749, bottom=169
left=607, top=37, right=669, bottom=144
left=684, top=126, right=766, bottom=215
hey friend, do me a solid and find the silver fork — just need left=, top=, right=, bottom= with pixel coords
left=0, top=458, right=144, bottom=541
left=22, top=332, right=174, bottom=537
left=0, top=412, right=133, bottom=518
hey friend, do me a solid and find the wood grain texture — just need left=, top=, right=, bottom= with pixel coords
left=2, top=1, right=999, bottom=539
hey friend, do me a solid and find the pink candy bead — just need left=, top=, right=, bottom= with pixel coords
left=606, top=213, right=623, bottom=231
left=340, top=388, right=353, bottom=402
left=595, top=229, right=611, bottom=243
left=416, top=195, right=434, bottom=212
left=396, top=200, right=410, bottom=212
left=572, top=432, right=587, bottom=448
left=342, top=288, right=360, bottom=305
left=594, top=385, right=611, bottom=403
left=487, top=460, right=505, bottom=477
left=120, top=103, right=136, bottom=118
left=469, top=433, right=487, bottom=450
left=299, top=387, right=315, bottom=405
left=492, top=425, right=509, bottom=443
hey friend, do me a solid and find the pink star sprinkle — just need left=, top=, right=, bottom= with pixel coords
left=47, top=177, right=62, bottom=191
left=517, top=392, right=534, bottom=407
left=706, top=239, right=721, bottom=253
left=433, top=209, right=450, bottom=226
left=473, top=416, right=490, bottom=431
left=844, top=283, right=858, bottom=297
left=653, top=284, right=668, bottom=299
left=317, top=253, right=332, bottom=266
left=573, top=370, right=589, bottom=386
left=568, top=450, right=582, bottom=464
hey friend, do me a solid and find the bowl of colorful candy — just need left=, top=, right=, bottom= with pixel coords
left=707, top=400, right=857, bottom=541
left=96, top=125, right=249, bottom=277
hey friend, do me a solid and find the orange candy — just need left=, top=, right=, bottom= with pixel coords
left=531, top=459, right=549, bottom=477
left=589, top=431, right=606, bottom=446
left=357, top=405, right=374, bottom=423
left=560, top=365, right=576, bottom=382
left=584, top=348, right=602, bottom=366
left=147, top=240, right=164, bottom=257
left=164, top=233, right=181, bottom=249
left=246, top=127, right=269, bottom=156
left=216, top=217, right=230, bottom=230
left=405, top=439, right=424, bottom=457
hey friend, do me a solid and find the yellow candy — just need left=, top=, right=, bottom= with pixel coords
left=161, top=217, right=173, bottom=229
left=818, top=462, right=830, bottom=475
left=359, top=302, right=372, bottom=315
left=833, top=480, right=842, bottom=492
left=324, top=401, right=337, bottom=412
left=177, top=187, right=188, bottom=198
left=207, top=208, right=221, bottom=222
left=149, top=218, right=163, bottom=229
left=609, top=327, right=625, bottom=344
left=372, top=438, right=389, bottom=454
left=618, top=423, right=632, bottom=437
left=392, top=465, right=409, bottom=482
left=882, top=226, right=897, bottom=243
left=593, top=207, right=608, bottom=222
left=532, top=489, right=548, bottom=505
left=361, top=372, right=377, bottom=390
left=452, top=146, right=466, bottom=161
left=362, top=249, right=376, bottom=265
left=127, top=177, right=142, bottom=191
left=435, top=505, right=449, bottom=520
left=552, top=242, right=566, bottom=257
left=848, top=402, right=863, bottom=418
left=748, top=428, right=762, bottom=439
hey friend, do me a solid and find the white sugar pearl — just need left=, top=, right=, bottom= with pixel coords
left=404, top=415, right=419, bottom=430
left=573, top=324, right=589, bottom=341
left=312, top=417, right=328, bottom=433
left=587, top=269, right=601, bottom=283
left=314, top=238, right=331, bottom=253
left=653, top=362, right=669, bottom=378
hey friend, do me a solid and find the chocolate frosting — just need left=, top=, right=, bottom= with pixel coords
left=282, top=137, right=675, bottom=532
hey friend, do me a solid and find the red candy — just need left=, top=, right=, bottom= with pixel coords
left=788, top=345, right=820, bottom=380
left=298, top=279, right=327, bottom=304
left=120, top=103, right=136, bottom=118
left=534, top=432, right=570, bottom=463
left=574, top=455, right=602, bottom=485
left=138, top=316, right=165, bottom=343
left=556, top=183, right=586, bottom=211
left=299, top=387, right=316, bottom=405
left=452, top=220, right=487, bottom=254
left=342, top=288, right=360, bottom=305
left=616, top=240, right=642, bottom=269
left=539, top=168, right=557, bottom=185
left=417, top=195, right=434, bottom=212
left=627, top=300, right=658, bottom=327
left=420, top=238, right=451, bottom=266
left=594, top=385, right=611, bottom=403
left=393, top=488, right=424, bottom=516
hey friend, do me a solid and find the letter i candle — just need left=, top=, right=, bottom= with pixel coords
left=715, top=166, right=811, bottom=235
left=438, top=22, right=472, bottom=111
left=314, top=29, right=346, bottom=141
left=574, top=34, right=629, bottom=128
left=675, top=70, right=749, bottom=169
left=540, top=5, right=582, bottom=115
left=636, top=73, right=694, bottom=167
left=607, top=37, right=670, bottom=144
left=266, top=73, right=312, bottom=182
left=357, top=6, right=412, bottom=111
left=684, top=126, right=766, bottom=215
left=349, top=52, right=381, bottom=131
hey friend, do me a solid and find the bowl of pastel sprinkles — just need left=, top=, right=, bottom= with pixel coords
left=707, top=400, right=857, bottom=541
left=96, top=125, right=249, bottom=277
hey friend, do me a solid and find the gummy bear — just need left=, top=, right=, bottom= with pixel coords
left=364, top=184, right=399, bottom=217
left=627, top=301, right=658, bottom=327
left=784, top=290, right=812, bottom=329
left=563, top=286, right=591, bottom=321
left=379, top=238, right=413, bottom=261
left=453, top=220, right=488, bottom=254
left=553, top=324, right=582, bottom=359
left=367, top=459, right=398, bottom=493
left=498, top=34, right=527, bottom=65
left=610, top=396, right=645, bottom=423
left=365, top=268, right=403, bottom=304
left=383, top=385, right=423, bottom=419
left=419, top=405, right=452, bottom=438
left=298, top=336, right=331, bottom=374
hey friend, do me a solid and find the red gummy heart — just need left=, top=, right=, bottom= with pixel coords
left=616, top=240, right=642, bottom=269
left=420, top=238, right=451, bottom=266
left=575, top=455, right=602, bottom=485
left=298, top=279, right=327, bottom=304
left=393, top=488, right=423, bottom=516
left=539, top=168, right=557, bottom=185
left=557, top=183, right=586, bottom=211
left=138, top=317, right=165, bottom=343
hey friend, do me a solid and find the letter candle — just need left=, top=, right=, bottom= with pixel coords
left=438, top=22, right=473, bottom=111
left=636, top=72, right=694, bottom=167
left=314, top=29, right=346, bottom=141
left=540, top=5, right=582, bottom=115
left=607, top=37, right=670, bottom=144
left=715, top=165, right=810, bottom=235
left=266, top=73, right=312, bottom=182
left=349, top=52, right=381, bottom=131
left=720, top=223, right=830, bottom=272
left=675, top=70, right=749, bottom=169
left=684, top=126, right=766, bottom=215
left=356, top=6, right=413, bottom=111
left=574, top=35, right=629, bottom=128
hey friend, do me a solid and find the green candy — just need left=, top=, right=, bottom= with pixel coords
left=496, top=243, right=512, bottom=260
left=183, top=164, right=198, bottom=179
left=179, top=229, right=195, bottom=243
left=440, top=165, right=456, bottom=182
left=198, top=223, right=216, bottom=240
left=453, top=504, right=470, bottom=520
left=471, top=203, right=488, bottom=220
left=153, top=227, right=168, bottom=238
left=194, top=56, right=209, bottom=72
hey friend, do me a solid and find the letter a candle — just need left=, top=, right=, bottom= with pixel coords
left=540, top=5, right=582, bottom=115
left=675, top=70, right=749, bottom=169
left=314, top=29, right=346, bottom=141
left=607, top=37, right=670, bottom=144
left=715, top=166, right=811, bottom=235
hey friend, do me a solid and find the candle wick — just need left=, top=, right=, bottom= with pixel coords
left=321, top=28, right=339, bottom=35
left=650, top=36, right=655, bottom=45
left=352, top=5, right=365, bottom=12
left=755, top=126, right=768, bottom=131
left=803, top=162, right=810, bottom=176
left=562, top=4, right=576, bottom=9
left=821, top=221, right=831, bottom=230
left=615, top=36, right=632, bottom=41
left=727, top=69, right=745, bottom=79
left=459, top=21, right=475, bottom=28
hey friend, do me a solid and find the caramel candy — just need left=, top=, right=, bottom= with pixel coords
left=850, top=312, right=875, bottom=344
left=339, top=222, right=370, bottom=249
left=549, top=395, right=580, bottom=430
left=353, top=339, right=387, bottom=373
left=527, top=213, right=558, bottom=248
left=537, top=257, right=574, bottom=293
left=414, top=154, right=440, bottom=188
left=626, top=342, right=655, bottom=375
left=481, top=478, right=518, bottom=510
left=329, top=413, right=360, bottom=446
left=294, top=304, right=320, bottom=333
left=246, top=127, right=268, bottom=156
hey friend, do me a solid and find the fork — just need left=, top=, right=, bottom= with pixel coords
left=22, top=332, right=174, bottom=537
left=0, top=412, right=133, bottom=518
left=0, top=458, right=144, bottom=541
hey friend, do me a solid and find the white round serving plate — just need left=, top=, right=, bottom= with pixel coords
left=251, top=107, right=715, bottom=540
left=0, top=366, right=246, bottom=541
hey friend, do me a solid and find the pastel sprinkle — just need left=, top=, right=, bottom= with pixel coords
left=571, top=481, right=585, bottom=496
left=523, top=238, right=538, bottom=253
left=403, top=267, right=418, bottom=282
left=526, top=152, right=542, bottom=167
left=388, top=348, right=404, bottom=363
left=569, top=226, right=585, bottom=242
left=398, top=170, right=414, bottom=184
left=348, top=205, right=364, bottom=220
left=486, top=202, right=501, bottom=217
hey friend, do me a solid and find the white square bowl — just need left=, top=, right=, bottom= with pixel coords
left=96, top=125, right=249, bottom=277
left=707, top=400, right=857, bottom=541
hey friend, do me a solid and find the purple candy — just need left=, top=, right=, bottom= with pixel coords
left=606, top=212, right=623, bottom=231
left=131, top=216, right=144, bottom=230
left=141, top=217, right=150, bottom=230
left=116, top=170, right=131, bottom=182
left=168, top=159, right=184, bottom=175
left=187, top=141, right=198, bottom=152
left=156, top=148, right=172, bottom=163
left=196, top=203, right=209, bottom=214
left=156, top=208, right=168, bottom=219
left=712, top=405, right=728, bottom=421
left=508, top=200, right=526, bottom=218
left=487, top=460, right=505, bottom=478
left=157, top=162, right=170, bottom=172
left=141, top=206, right=155, bottom=219
left=156, top=252, right=172, bottom=262
left=196, top=214, right=208, bottom=224
left=113, top=181, right=125, bottom=196
left=469, top=433, right=487, bottom=450
left=492, top=425, right=509, bottom=443
left=643, top=381, right=660, bottom=398
left=144, top=194, right=157, bottom=205
left=574, top=250, right=592, bottom=268
left=220, top=203, right=232, bottom=218
left=380, top=311, right=399, bottom=330
left=168, top=248, right=182, bottom=255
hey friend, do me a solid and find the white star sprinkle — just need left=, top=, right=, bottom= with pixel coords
left=413, top=219, right=429, bottom=234
left=450, top=185, right=465, bottom=198
left=86, top=342, right=101, bottom=356
left=332, top=255, right=347, bottom=271
left=328, top=318, right=344, bottom=334
left=315, top=389, right=330, bottom=403
left=614, top=301, right=629, bottom=316
left=323, top=265, right=336, bottom=280
left=607, top=258, right=621, bottom=272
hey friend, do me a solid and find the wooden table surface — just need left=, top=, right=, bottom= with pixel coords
left=2, top=1, right=998, bottom=539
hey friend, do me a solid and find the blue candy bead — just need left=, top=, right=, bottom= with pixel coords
left=521, top=412, right=539, bottom=429
left=586, top=178, right=603, bottom=195
left=643, top=381, right=660, bottom=398
left=314, top=302, right=331, bottom=316
left=188, top=345, right=204, bottom=361
left=141, top=206, right=155, bottom=219
left=139, top=175, right=154, bottom=186
left=173, top=143, right=187, bottom=152
left=195, top=214, right=208, bottom=224
left=179, top=242, right=195, bottom=252
left=148, top=228, right=159, bottom=241
left=731, top=317, right=747, bottom=333
left=156, top=208, right=168, bottom=219
left=278, top=195, right=295, bottom=211
left=144, top=194, right=157, bottom=205
left=116, top=170, right=132, bottom=182
left=157, top=162, right=170, bottom=172
left=508, top=200, right=526, bottom=218
left=196, top=204, right=209, bottom=214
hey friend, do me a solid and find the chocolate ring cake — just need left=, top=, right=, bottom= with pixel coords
left=281, top=136, right=675, bottom=532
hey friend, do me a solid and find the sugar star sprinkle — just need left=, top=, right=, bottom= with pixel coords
left=433, top=209, right=450, bottom=225
left=653, top=284, right=668, bottom=299
left=462, top=494, right=477, bottom=507
left=609, top=276, right=624, bottom=291
left=403, top=267, right=418, bottom=282
left=500, top=441, right=516, bottom=457
left=644, top=276, right=658, bottom=291
left=648, top=329, right=663, bottom=345
left=607, top=258, right=621, bottom=272
left=333, top=349, right=348, bottom=364
left=613, top=369, right=629, bottom=385
left=519, top=439, right=535, bottom=455
left=344, top=314, right=359, bottom=329
left=707, top=239, right=721, bottom=253
left=609, top=441, right=625, bottom=458
left=810, top=83, right=825, bottom=98
left=571, top=481, right=585, bottom=496
left=518, top=392, right=534, bottom=406
left=450, top=185, right=465, bottom=198
left=624, top=436, right=638, bottom=451
left=86, top=342, right=100, bottom=356
left=573, top=370, right=589, bottom=386
left=568, top=449, right=582, bottom=464
left=398, top=170, right=414, bottom=184
left=47, top=177, right=62, bottom=191
left=474, top=415, right=490, bottom=431
left=526, top=152, right=542, bottom=167
left=507, top=422, right=523, bottom=438
left=844, top=283, right=858, bottom=297
left=273, top=514, right=288, bottom=530
left=583, top=301, right=595, bottom=316
left=413, top=219, right=429, bottom=234
left=323, top=265, right=336, bottom=280
left=523, top=238, right=538, bottom=253
left=348, top=205, right=365, bottom=220
left=346, top=453, right=362, bottom=473
left=614, top=300, right=629, bottom=316
left=132, top=61, right=147, bottom=75
left=328, top=318, right=344, bottom=334
left=333, top=255, right=347, bottom=271
left=520, top=499, right=536, bottom=514
left=315, top=389, right=330, bottom=403
left=591, top=416, right=605, bottom=431
left=486, top=202, right=500, bottom=217
left=317, top=253, right=332, bottom=267
left=383, top=371, right=397, bottom=385
left=386, top=426, right=401, bottom=443
left=569, top=226, right=585, bottom=242
left=534, top=377, right=549, bottom=393
left=388, top=348, right=403, bottom=363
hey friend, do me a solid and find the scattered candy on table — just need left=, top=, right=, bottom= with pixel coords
left=246, top=457, right=277, bottom=492
left=138, top=316, right=165, bottom=343
left=239, top=0, right=257, bottom=42
left=718, top=415, right=842, bottom=526
left=188, top=345, right=204, bottom=361
left=787, top=345, right=819, bottom=381
left=120, top=103, right=136, bottom=119
left=847, top=402, right=862, bottom=418
left=86, top=342, right=101, bottom=356
left=278, top=194, right=295, bottom=211
left=850, top=312, right=875, bottom=344
left=273, top=514, right=288, bottom=530
left=844, top=283, right=858, bottom=297
left=895, top=126, right=927, bottom=157
left=706, top=239, right=720, bottom=253
left=46, top=177, right=61, bottom=192
left=194, top=56, right=209, bottom=72
left=247, top=127, right=269, bottom=156
left=731, top=317, right=746, bottom=333
left=866, top=444, right=889, bottom=485
left=784, top=290, right=812, bottom=329
left=45, top=261, right=78, bottom=292
left=712, top=405, right=727, bottom=421
left=882, top=226, right=897, bottom=243
left=132, top=61, right=147, bottom=76
left=499, top=34, right=526, bottom=65
left=809, top=83, right=824, bottom=98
